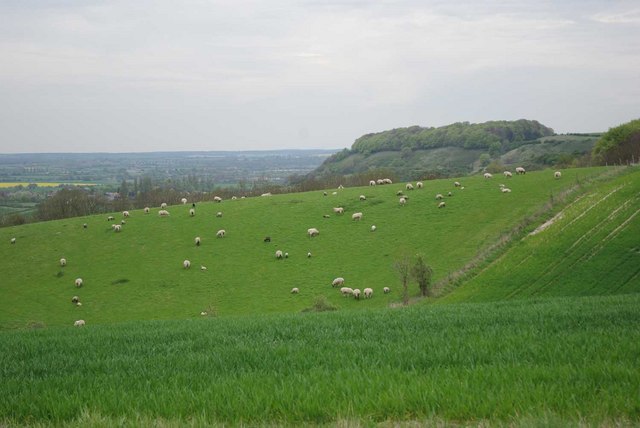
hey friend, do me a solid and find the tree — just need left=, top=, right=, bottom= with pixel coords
left=412, top=254, right=434, bottom=297
left=593, top=119, right=640, bottom=165
left=394, top=254, right=411, bottom=306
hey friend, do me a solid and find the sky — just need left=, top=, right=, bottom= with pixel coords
left=0, top=0, right=639, bottom=154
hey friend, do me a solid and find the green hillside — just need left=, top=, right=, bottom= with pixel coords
left=438, top=166, right=640, bottom=303
left=0, top=166, right=627, bottom=330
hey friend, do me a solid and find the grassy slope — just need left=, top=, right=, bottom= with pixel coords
left=0, top=167, right=611, bottom=329
left=439, top=166, right=640, bottom=303
left=1, top=294, right=638, bottom=426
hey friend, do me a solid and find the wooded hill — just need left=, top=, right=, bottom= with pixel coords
left=308, top=120, right=599, bottom=181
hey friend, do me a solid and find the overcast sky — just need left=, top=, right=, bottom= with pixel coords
left=0, top=0, right=638, bottom=154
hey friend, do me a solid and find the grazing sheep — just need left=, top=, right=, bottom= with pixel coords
left=123, top=211, right=130, bottom=217
left=383, top=178, right=393, bottom=184
left=200, top=265, right=207, bottom=271
left=516, top=167, right=526, bottom=175
left=307, top=228, right=320, bottom=238
left=323, top=214, right=330, bottom=218
left=214, top=196, right=223, bottom=202
left=369, top=180, right=376, bottom=186
left=371, top=225, right=376, bottom=232
left=83, top=223, right=88, bottom=228
left=260, top=193, right=271, bottom=197
left=264, top=236, right=271, bottom=242
left=396, top=190, right=404, bottom=196
left=338, top=185, right=344, bottom=190
left=291, top=287, right=299, bottom=294
left=555, top=171, right=562, bottom=179
left=364, top=288, right=373, bottom=298
left=232, top=196, right=238, bottom=200
left=447, top=192, right=452, bottom=197
left=332, top=277, right=345, bottom=287
left=406, top=183, right=414, bottom=190
left=323, top=192, right=328, bottom=196
left=503, top=171, right=513, bottom=178
left=353, top=289, right=361, bottom=300
left=399, top=197, right=407, bottom=205
left=332, top=191, right=338, bottom=195
left=340, top=287, right=353, bottom=296
left=183, top=260, right=191, bottom=269
left=377, top=179, right=384, bottom=185
left=114, top=224, right=122, bottom=232
left=73, top=320, right=85, bottom=327
left=333, top=207, right=344, bottom=214
left=161, top=203, right=167, bottom=209
left=501, top=188, right=512, bottom=193
left=107, top=216, right=115, bottom=221
left=200, top=311, right=207, bottom=316
left=275, top=250, right=284, bottom=259
left=435, top=194, right=444, bottom=200
left=195, top=237, right=201, bottom=246
left=75, top=278, right=83, bottom=288
left=352, top=212, right=363, bottom=221
left=438, top=201, right=446, bottom=208
left=158, top=210, right=170, bottom=217
left=383, top=286, right=390, bottom=294
left=484, top=173, right=493, bottom=179
left=121, top=220, right=126, bottom=225
left=416, top=181, right=424, bottom=188
left=189, top=208, right=195, bottom=217
left=181, top=198, right=188, bottom=204
left=216, top=229, right=226, bottom=238
left=454, top=181, right=461, bottom=187
left=307, top=252, right=312, bottom=258
left=76, top=302, right=82, bottom=306
left=60, top=258, right=67, bottom=267
left=71, top=296, right=79, bottom=304
left=284, top=252, right=289, bottom=259
left=216, top=211, right=223, bottom=218
left=359, top=195, right=366, bottom=201
left=144, top=207, right=150, bottom=214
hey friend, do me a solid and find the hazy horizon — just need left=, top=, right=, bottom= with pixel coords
left=1, top=1, right=638, bottom=154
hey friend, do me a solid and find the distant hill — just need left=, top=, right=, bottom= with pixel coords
left=308, top=120, right=599, bottom=181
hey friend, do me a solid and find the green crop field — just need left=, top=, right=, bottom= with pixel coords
left=1, top=165, right=639, bottom=426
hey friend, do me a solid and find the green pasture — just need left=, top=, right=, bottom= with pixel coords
left=0, top=167, right=612, bottom=329
left=440, top=166, right=640, bottom=303
left=1, top=293, right=638, bottom=426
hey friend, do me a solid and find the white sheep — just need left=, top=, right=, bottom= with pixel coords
left=71, top=296, right=79, bottom=304
left=216, top=229, right=226, bottom=238
left=214, top=196, right=223, bottom=202
left=10, top=237, right=16, bottom=244
left=370, top=225, right=376, bottom=232
left=438, top=201, right=446, bottom=208
left=275, top=250, right=284, bottom=259
left=195, top=237, right=201, bottom=246
left=406, top=183, right=414, bottom=190
left=307, top=228, right=320, bottom=238
left=75, top=278, right=83, bottom=288
left=189, top=208, right=195, bottom=217
left=60, top=258, right=67, bottom=267
left=260, top=193, right=271, bottom=197
left=73, top=320, right=85, bottom=327
left=383, top=178, right=393, bottom=184
left=76, top=302, right=82, bottom=307
left=340, top=287, right=353, bottom=296
left=352, top=212, right=363, bottom=221
left=359, top=195, right=366, bottom=201
left=332, top=277, right=345, bottom=287
left=503, top=171, right=512, bottom=178
left=216, top=211, right=223, bottom=218
left=454, top=181, right=461, bottom=187
left=183, top=260, right=191, bottom=269
left=338, top=185, right=344, bottom=189
left=364, top=288, right=373, bottom=298
left=200, top=265, right=207, bottom=271
left=516, top=167, right=526, bottom=175
left=307, top=252, right=312, bottom=258
left=284, top=252, right=289, bottom=259
left=376, top=179, right=384, bottom=185
left=123, top=211, right=130, bottom=217
left=200, top=311, right=207, bottom=316
left=484, top=173, right=493, bottom=179
left=353, top=289, right=361, bottom=300
left=144, top=207, right=150, bottom=214
left=114, top=224, right=122, bottom=232
left=121, top=220, right=126, bottom=225
left=232, top=196, right=238, bottom=200
left=158, top=210, right=170, bottom=217
left=291, top=287, right=299, bottom=294
left=161, top=203, right=167, bottom=209
left=501, top=188, right=512, bottom=193
left=416, top=181, right=424, bottom=189
left=383, top=286, right=390, bottom=294
left=399, top=197, right=407, bottom=205
left=554, top=171, right=562, bottom=179
left=107, top=216, right=115, bottom=221
left=181, top=198, right=188, bottom=204
left=333, top=207, right=344, bottom=214
left=369, top=180, right=376, bottom=186
left=435, top=194, right=444, bottom=200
